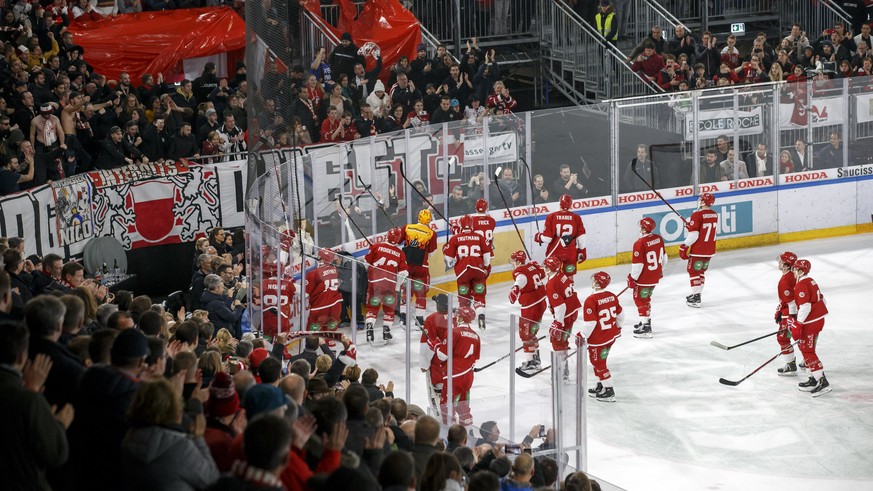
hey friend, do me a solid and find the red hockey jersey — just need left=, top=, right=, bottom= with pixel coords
left=581, top=290, right=623, bottom=347
left=260, top=277, right=296, bottom=337
left=795, top=276, right=828, bottom=324
left=685, top=209, right=718, bottom=257
left=542, top=210, right=586, bottom=263
left=470, top=214, right=496, bottom=249
left=436, top=324, right=481, bottom=379
left=305, top=265, right=342, bottom=310
left=444, top=231, right=490, bottom=276
left=545, top=272, right=581, bottom=324
left=511, top=262, right=547, bottom=309
left=631, top=233, right=666, bottom=286
left=777, top=271, right=797, bottom=316
left=365, top=243, right=407, bottom=288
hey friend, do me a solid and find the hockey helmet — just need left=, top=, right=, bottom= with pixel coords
left=418, top=209, right=432, bottom=225
left=559, top=194, right=573, bottom=210
left=454, top=305, right=477, bottom=325
left=475, top=199, right=489, bottom=213
left=509, top=250, right=527, bottom=265
left=318, top=248, right=336, bottom=264
left=792, top=259, right=811, bottom=275
left=387, top=227, right=404, bottom=244
left=592, top=271, right=611, bottom=289
left=543, top=256, right=562, bottom=272
left=640, top=217, right=656, bottom=234
left=699, top=192, right=715, bottom=207
left=778, top=251, right=797, bottom=267
left=459, top=215, right=473, bottom=230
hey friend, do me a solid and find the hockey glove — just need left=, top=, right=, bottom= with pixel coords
left=774, top=309, right=782, bottom=325
left=508, top=286, right=520, bottom=304
left=577, top=248, right=587, bottom=263
left=678, top=244, right=689, bottom=260
left=786, top=317, right=803, bottom=339
left=549, top=320, right=570, bottom=341
left=534, top=232, right=544, bottom=245
left=626, top=274, right=637, bottom=289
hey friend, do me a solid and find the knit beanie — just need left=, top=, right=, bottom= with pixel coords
left=206, top=372, right=240, bottom=418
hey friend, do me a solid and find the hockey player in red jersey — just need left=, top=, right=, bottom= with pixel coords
left=470, top=199, right=496, bottom=251
left=443, top=215, right=492, bottom=329
left=259, top=229, right=298, bottom=338
left=305, top=249, right=343, bottom=343
left=787, top=259, right=831, bottom=396
left=774, top=251, right=799, bottom=376
left=364, top=227, right=409, bottom=343
left=420, top=294, right=451, bottom=411
left=579, top=271, right=624, bottom=402
left=508, top=250, right=548, bottom=374
left=535, top=194, right=587, bottom=283
left=627, top=217, right=667, bottom=338
left=679, top=193, right=718, bottom=308
left=437, top=305, right=481, bottom=425
left=402, top=209, right=438, bottom=326
left=543, top=255, right=582, bottom=381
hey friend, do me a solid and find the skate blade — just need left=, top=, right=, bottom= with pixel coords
left=686, top=302, right=700, bottom=308
left=798, top=385, right=816, bottom=392
left=811, top=386, right=833, bottom=398
left=633, top=332, right=653, bottom=339
left=596, top=396, right=616, bottom=403
left=777, top=371, right=798, bottom=377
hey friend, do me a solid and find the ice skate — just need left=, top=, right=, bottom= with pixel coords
left=798, top=376, right=817, bottom=392
left=382, top=325, right=393, bottom=342
left=588, top=382, right=603, bottom=397
left=478, top=314, right=486, bottom=331
left=517, top=359, right=542, bottom=376
left=811, top=375, right=832, bottom=397
left=633, top=319, right=652, bottom=338
left=686, top=293, right=701, bottom=308
left=777, top=360, right=797, bottom=376
left=595, top=386, right=615, bottom=402
left=365, top=321, right=375, bottom=343
left=799, top=360, right=806, bottom=370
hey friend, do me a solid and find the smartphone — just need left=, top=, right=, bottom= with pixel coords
left=537, top=425, right=546, bottom=438
left=505, top=444, right=521, bottom=455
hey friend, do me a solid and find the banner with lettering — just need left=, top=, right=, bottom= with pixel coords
left=0, top=159, right=247, bottom=258
left=685, top=107, right=763, bottom=140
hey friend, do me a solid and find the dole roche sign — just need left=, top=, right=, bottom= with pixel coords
left=643, top=201, right=753, bottom=243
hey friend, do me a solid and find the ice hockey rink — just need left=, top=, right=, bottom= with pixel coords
left=350, top=232, right=873, bottom=491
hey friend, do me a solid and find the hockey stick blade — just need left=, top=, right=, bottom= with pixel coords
left=710, top=330, right=781, bottom=351
left=474, top=335, right=547, bottom=372
left=718, top=339, right=799, bottom=387
left=515, top=365, right=551, bottom=378
left=718, top=377, right=741, bottom=386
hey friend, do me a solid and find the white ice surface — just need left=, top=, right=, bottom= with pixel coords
left=343, top=233, right=873, bottom=491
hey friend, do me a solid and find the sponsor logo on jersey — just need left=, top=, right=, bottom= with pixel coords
left=586, top=308, right=593, bottom=314
left=644, top=201, right=753, bottom=243
left=633, top=251, right=639, bottom=257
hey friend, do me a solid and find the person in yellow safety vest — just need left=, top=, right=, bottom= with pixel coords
left=595, top=1, right=618, bottom=42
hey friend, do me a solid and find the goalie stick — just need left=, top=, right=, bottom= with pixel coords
left=718, top=339, right=800, bottom=386
left=710, top=329, right=784, bottom=351
left=474, top=335, right=548, bottom=372
left=515, top=348, right=579, bottom=378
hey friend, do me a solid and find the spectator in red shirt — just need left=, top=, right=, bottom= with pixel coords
left=631, top=40, right=665, bottom=82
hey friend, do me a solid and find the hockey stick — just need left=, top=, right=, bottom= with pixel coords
left=356, top=175, right=398, bottom=228
left=474, top=335, right=547, bottom=372
left=398, top=160, right=448, bottom=222
left=631, top=159, right=690, bottom=228
left=518, top=156, right=541, bottom=234
left=515, top=348, right=578, bottom=378
left=710, top=329, right=785, bottom=351
left=718, top=340, right=800, bottom=386
left=493, top=166, right=531, bottom=258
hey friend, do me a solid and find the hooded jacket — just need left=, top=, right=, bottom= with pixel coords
left=122, top=425, right=219, bottom=490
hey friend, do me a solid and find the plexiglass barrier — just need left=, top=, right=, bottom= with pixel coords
left=245, top=75, right=873, bottom=489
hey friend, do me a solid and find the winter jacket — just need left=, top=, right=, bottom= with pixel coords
left=122, top=425, right=219, bottom=491
left=28, top=336, right=85, bottom=408
left=201, top=290, right=244, bottom=333
left=0, top=366, right=69, bottom=491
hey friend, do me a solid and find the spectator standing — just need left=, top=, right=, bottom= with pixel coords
left=193, top=62, right=220, bottom=104
left=552, top=164, right=588, bottom=199
left=620, top=144, right=660, bottom=193
left=745, top=143, right=770, bottom=178
left=140, top=115, right=169, bottom=162
left=215, top=114, right=246, bottom=156
left=30, top=103, right=65, bottom=185
left=0, top=153, right=34, bottom=195
left=352, top=57, right=384, bottom=105
left=816, top=132, right=844, bottom=168
left=0, top=321, right=74, bottom=491
left=197, top=108, right=221, bottom=147
left=94, top=126, right=130, bottom=169
left=25, top=296, right=85, bottom=408
left=330, top=32, right=364, bottom=81
left=630, top=40, right=665, bottom=82
left=669, top=25, right=696, bottom=62
left=695, top=32, right=720, bottom=79
left=202, top=273, right=245, bottom=338
left=205, top=415, right=291, bottom=491
left=167, top=123, right=200, bottom=161
left=594, top=2, right=618, bottom=42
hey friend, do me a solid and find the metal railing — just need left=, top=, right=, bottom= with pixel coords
left=300, top=7, right=341, bottom=80
left=538, top=0, right=660, bottom=103
left=409, top=0, right=537, bottom=48
left=778, top=0, right=852, bottom=39
left=626, top=0, right=690, bottom=49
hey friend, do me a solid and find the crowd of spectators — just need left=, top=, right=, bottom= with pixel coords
left=0, top=1, right=250, bottom=197
left=624, top=21, right=873, bottom=91
left=1, top=228, right=606, bottom=491
left=284, top=35, right=519, bottom=146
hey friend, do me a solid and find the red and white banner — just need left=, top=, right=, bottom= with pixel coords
left=779, top=96, right=846, bottom=129
left=0, top=160, right=247, bottom=258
